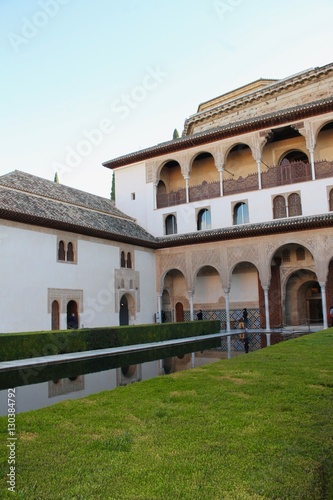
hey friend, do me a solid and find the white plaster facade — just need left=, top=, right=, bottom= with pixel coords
left=103, top=62, right=333, bottom=331
left=2, top=62, right=333, bottom=334
left=0, top=188, right=156, bottom=333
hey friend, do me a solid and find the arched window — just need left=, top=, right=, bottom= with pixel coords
left=120, top=251, right=126, bottom=268
left=197, top=208, right=211, bottom=230
left=127, top=252, right=132, bottom=269
left=58, top=240, right=65, bottom=261
left=329, top=188, right=333, bottom=211
left=233, top=202, right=249, bottom=225
left=296, top=247, right=305, bottom=261
left=288, top=193, right=302, bottom=217
left=273, top=196, right=287, bottom=219
left=165, top=214, right=177, bottom=235
left=67, top=242, right=74, bottom=262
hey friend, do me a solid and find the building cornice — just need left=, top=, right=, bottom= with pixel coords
left=184, top=63, right=333, bottom=134
left=2, top=208, right=333, bottom=250
left=156, top=213, right=333, bottom=248
left=103, top=96, right=333, bottom=170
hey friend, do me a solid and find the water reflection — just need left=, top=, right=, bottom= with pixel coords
left=0, top=350, right=226, bottom=415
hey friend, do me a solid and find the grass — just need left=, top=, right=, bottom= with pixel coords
left=1, top=331, right=333, bottom=499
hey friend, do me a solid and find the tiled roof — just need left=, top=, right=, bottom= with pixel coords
left=0, top=170, right=132, bottom=219
left=1, top=171, right=332, bottom=249
left=0, top=171, right=158, bottom=247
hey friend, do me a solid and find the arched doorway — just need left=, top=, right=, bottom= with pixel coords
left=285, top=271, right=321, bottom=325
left=119, top=295, right=129, bottom=325
left=67, top=300, right=78, bottom=329
left=51, top=300, right=60, bottom=330
left=305, top=282, right=323, bottom=324
left=161, top=289, right=172, bottom=322
left=175, top=302, right=184, bottom=322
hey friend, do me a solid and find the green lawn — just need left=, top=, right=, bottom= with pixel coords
left=1, top=331, right=333, bottom=499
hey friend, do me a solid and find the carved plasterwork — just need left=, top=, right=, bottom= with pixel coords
left=48, top=376, right=84, bottom=398
left=157, top=252, right=187, bottom=277
left=48, top=288, right=83, bottom=313
left=191, top=248, right=221, bottom=275
left=227, top=244, right=260, bottom=270
left=146, top=160, right=157, bottom=183
left=114, top=268, right=140, bottom=313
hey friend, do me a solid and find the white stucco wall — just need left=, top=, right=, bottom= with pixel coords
left=113, top=162, right=154, bottom=231
left=0, top=221, right=156, bottom=333
left=130, top=176, right=332, bottom=237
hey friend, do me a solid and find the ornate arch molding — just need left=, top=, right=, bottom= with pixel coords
left=157, top=252, right=189, bottom=293
left=310, top=112, right=333, bottom=143
left=263, top=235, right=333, bottom=285
left=226, top=244, right=262, bottom=287
left=190, top=248, right=224, bottom=293
left=48, top=288, right=83, bottom=314
left=279, top=266, right=317, bottom=296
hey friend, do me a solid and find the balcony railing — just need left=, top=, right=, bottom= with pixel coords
left=156, top=160, right=333, bottom=209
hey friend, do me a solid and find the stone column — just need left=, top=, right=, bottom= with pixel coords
left=256, top=160, right=262, bottom=190
left=224, top=289, right=231, bottom=331
left=184, top=175, right=189, bottom=204
left=227, top=335, right=231, bottom=359
left=214, top=147, right=226, bottom=197
left=263, top=285, right=271, bottom=331
left=218, top=168, right=224, bottom=197
left=293, top=122, right=316, bottom=180
left=153, top=182, right=158, bottom=210
left=320, top=282, right=328, bottom=329
left=250, top=133, right=269, bottom=190
left=188, top=291, right=194, bottom=321
left=157, top=292, right=162, bottom=323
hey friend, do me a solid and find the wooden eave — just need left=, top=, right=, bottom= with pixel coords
left=103, top=97, right=333, bottom=170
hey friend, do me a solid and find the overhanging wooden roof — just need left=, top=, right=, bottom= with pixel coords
left=103, top=97, right=333, bottom=169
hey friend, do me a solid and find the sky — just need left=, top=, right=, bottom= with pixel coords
left=1, top=0, right=333, bottom=198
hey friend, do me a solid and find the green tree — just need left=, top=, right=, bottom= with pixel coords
left=110, top=172, right=115, bottom=202
left=54, top=172, right=59, bottom=183
left=173, top=128, right=179, bottom=139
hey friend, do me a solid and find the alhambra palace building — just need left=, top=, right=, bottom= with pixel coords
left=1, top=62, right=333, bottom=334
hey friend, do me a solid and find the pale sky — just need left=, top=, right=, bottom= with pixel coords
left=1, top=0, right=333, bottom=198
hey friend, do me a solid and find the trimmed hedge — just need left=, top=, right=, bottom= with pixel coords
left=0, top=321, right=220, bottom=362
left=0, top=321, right=221, bottom=389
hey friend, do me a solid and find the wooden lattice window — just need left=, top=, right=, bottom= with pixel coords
left=58, top=240, right=65, bottom=261
left=288, top=193, right=302, bottom=217
left=127, top=252, right=132, bottom=269
left=273, top=196, right=286, bottom=219
left=120, top=251, right=126, bottom=268
left=296, top=247, right=305, bottom=261
left=67, top=242, right=74, bottom=262
left=282, top=249, right=290, bottom=262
